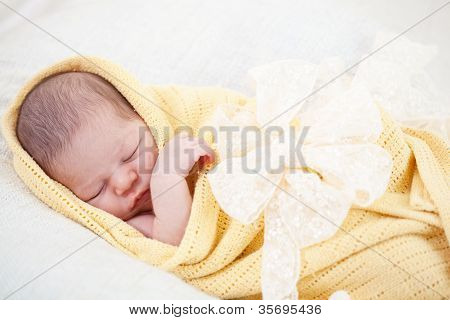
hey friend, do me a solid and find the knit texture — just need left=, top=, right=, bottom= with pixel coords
left=2, top=56, right=449, bottom=299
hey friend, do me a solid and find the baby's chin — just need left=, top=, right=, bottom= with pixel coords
left=136, top=210, right=153, bottom=216
left=132, top=199, right=154, bottom=217
left=119, top=197, right=153, bottom=220
left=122, top=209, right=152, bottom=221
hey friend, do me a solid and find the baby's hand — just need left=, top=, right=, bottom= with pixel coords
left=153, top=131, right=215, bottom=178
left=149, top=132, right=215, bottom=245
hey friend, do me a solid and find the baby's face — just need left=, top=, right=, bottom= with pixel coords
left=54, top=108, right=158, bottom=221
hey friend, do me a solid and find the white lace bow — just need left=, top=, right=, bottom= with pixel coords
left=206, top=59, right=393, bottom=299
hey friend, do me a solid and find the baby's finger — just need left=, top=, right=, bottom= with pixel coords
left=202, top=142, right=215, bottom=160
left=196, top=143, right=215, bottom=163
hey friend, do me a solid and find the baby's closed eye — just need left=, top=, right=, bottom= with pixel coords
left=123, top=138, right=141, bottom=163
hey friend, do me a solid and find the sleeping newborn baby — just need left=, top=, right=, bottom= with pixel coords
left=16, top=72, right=214, bottom=246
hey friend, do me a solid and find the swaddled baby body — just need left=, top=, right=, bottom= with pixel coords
left=16, top=72, right=214, bottom=246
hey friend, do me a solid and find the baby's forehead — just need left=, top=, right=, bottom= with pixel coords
left=55, top=110, right=137, bottom=182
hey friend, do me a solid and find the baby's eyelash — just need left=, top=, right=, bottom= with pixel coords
left=123, top=139, right=141, bottom=162
left=89, top=184, right=104, bottom=201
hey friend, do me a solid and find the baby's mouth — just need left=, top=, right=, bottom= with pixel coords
left=132, top=189, right=151, bottom=212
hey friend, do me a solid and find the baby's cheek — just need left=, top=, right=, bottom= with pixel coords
left=98, top=194, right=127, bottom=219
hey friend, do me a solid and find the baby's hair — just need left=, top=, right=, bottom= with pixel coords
left=16, top=71, right=140, bottom=178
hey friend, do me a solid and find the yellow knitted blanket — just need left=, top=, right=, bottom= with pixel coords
left=2, top=56, right=449, bottom=299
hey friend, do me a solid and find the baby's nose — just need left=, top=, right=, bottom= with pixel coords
left=113, top=170, right=138, bottom=196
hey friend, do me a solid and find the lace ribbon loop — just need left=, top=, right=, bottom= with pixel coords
left=206, top=58, right=393, bottom=300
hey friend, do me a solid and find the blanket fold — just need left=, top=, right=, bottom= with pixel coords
left=1, top=56, right=449, bottom=299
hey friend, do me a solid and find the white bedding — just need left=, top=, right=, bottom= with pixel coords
left=1, top=0, right=448, bottom=299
